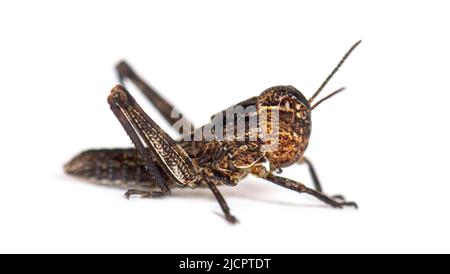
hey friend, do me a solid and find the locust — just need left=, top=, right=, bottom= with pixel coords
left=64, top=41, right=361, bottom=223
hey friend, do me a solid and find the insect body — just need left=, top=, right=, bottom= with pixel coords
left=65, top=41, right=361, bottom=223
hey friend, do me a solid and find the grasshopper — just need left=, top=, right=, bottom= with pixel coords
left=64, top=41, right=361, bottom=223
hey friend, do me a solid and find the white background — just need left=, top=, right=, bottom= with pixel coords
left=1, top=0, right=449, bottom=253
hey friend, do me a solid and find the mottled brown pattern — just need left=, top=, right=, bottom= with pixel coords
left=257, top=85, right=311, bottom=169
left=66, top=85, right=313, bottom=188
left=65, top=41, right=361, bottom=223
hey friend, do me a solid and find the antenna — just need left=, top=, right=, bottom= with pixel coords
left=310, top=87, right=345, bottom=110
left=308, top=40, right=362, bottom=104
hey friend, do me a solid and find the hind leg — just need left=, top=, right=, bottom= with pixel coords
left=116, top=61, right=194, bottom=134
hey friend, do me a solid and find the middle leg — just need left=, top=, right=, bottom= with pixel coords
left=203, top=173, right=238, bottom=224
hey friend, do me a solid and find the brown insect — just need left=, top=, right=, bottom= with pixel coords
left=64, top=41, right=361, bottom=223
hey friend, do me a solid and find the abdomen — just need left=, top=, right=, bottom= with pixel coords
left=64, top=148, right=173, bottom=189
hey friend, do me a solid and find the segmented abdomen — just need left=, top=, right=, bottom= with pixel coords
left=64, top=148, right=172, bottom=189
